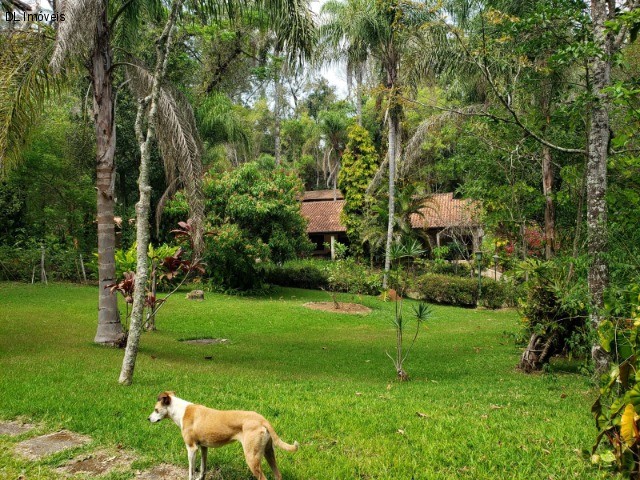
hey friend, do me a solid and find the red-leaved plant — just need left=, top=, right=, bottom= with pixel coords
left=106, top=220, right=206, bottom=332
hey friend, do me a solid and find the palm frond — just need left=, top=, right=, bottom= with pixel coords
left=0, top=30, right=61, bottom=177
left=401, top=104, right=484, bottom=178
left=0, top=0, right=35, bottom=12
left=127, top=62, right=205, bottom=253
left=196, top=92, right=251, bottom=151
left=50, top=0, right=101, bottom=73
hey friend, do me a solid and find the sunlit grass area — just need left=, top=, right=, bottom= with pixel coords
left=0, top=283, right=615, bottom=479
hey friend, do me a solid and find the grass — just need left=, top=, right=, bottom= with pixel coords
left=0, top=282, right=617, bottom=479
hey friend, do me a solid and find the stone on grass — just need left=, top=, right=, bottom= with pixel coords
left=14, top=430, right=91, bottom=460
left=135, top=463, right=189, bottom=479
left=57, top=449, right=134, bottom=477
left=186, top=290, right=205, bottom=300
left=0, top=421, right=35, bottom=436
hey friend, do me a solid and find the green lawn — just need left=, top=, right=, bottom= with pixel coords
left=0, top=283, right=615, bottom=479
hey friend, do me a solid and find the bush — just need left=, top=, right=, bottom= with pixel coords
left=415, top=259, right=471, bottom=278
left=414, top=274, right=478, bottom=307
left=263, top=258, right=382, bottom=296
left=204, top=224, right=270, bottom=291
left=411, top=274, right=506, bottom=308
left=262, top=260, right=329, bottom=290
left=325, top=257, right=382, bottom=296
left=479, top=279, right=507, bottom=309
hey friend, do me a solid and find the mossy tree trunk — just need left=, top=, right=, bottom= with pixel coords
left=119, top=0, right=183, bottom=385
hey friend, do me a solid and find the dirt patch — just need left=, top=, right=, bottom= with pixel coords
left=135, top=463, right=189, bottom=479
left=14, top=430, right=91, bottom=460
left=0, top=421, right=35, bottom=436
left=303, top=302, right=372, bottom=315
left=181, top=338, right=230, bottom=345
left=57, top=449, right=134, bottom=477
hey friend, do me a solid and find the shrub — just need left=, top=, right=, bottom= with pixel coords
left=414, top=274, right=478, bottom=307
left=263, top=258, right=382, bottom=296
left=415, top=258, right=471, bottom=278
left=516, top=258, right=589, bottom=372
left=479, top=279, right=507, bottom=309
left=204, top=223, right=270, bottom=291
left=325, top=257, right=382, bottom=296
left=262, top=261, right=329, bottom=290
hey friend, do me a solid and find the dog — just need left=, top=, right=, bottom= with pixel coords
left=148, top=391, right=299, bottom=480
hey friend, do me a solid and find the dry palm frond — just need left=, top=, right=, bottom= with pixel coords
left=401, top=105, right=484, bottom=179
left=0, top=30, right=60, bottom=176
left=50, top=0, right=101, bottom=73
left=0, top=0, right=34, bottom=12
left=126, top=62, right=205, bottom=254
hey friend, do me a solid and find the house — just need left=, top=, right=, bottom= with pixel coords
left=409, top=192, right=484, bottom=253
left=301, top=190, right=483, bottom=258
left=300, top=190, right=348, bottom=258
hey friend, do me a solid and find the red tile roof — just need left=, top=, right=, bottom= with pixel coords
left=301, top=200, right=347, bottom=233
left=300, top=191, right=481, bottom=234
left=410, top=193, right=482, bottom=229
left=302, top=189, right=344, bottom=201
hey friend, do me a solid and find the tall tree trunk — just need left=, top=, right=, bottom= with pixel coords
left=93, top=2, right=123, bottom=346
left=274, top=58, right=283, bottom=165
left=382, top=40, right=400, bottom=289
left=382, top=108, right=397, bottom=289
left=356, top=65, right=363, bottom=126
left=542, top=144, right=556, bottom=259
left=119, top=0, right=183, bottom=385
left=588, top=0, right=611, bottom=374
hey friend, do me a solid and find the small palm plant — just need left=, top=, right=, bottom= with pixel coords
left=386, top=238, right=432, bottom=381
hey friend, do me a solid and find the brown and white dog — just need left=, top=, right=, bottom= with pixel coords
left=148, top=391, right=299, bottom=480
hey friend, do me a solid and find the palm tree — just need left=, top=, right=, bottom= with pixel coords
left=48, top=0, right=202, bottom=346
left=319, top=0, right=371, bottom=124
left=119, top=0, right=314, bottom=385
left=321, top=0, right=436, bottom=287
left=1, top=0, right=314, bottom=346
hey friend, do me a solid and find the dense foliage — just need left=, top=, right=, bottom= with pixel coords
left=175, top=159, right=314, bottom=290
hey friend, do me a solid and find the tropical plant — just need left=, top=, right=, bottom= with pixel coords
left=591, top=284, right=640, bottom=474
left=386, top=238, right=431, bottom=381
left=516, top=258, right=590, bottom=372
left=319, top=0, right=371, bottom=123
left=107, top=227, right=205, bottom=334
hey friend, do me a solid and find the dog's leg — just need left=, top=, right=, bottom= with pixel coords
left=242, top=432, right=268, bottom=480
left=199, top=446, right=208, bottom=480
left=264, top=439, right=282, bottom=480
left=186, top=444, right=198, bottom=480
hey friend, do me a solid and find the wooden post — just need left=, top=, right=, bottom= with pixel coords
left=40, top=245, right=48, bottom=285
left=79, top=254, right=87, bottom=283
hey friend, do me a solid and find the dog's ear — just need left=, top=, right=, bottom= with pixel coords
left=158, top=392, right=172, bottom=406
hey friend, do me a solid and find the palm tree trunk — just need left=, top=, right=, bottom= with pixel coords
left=274, top=59, right=284, bottom=165
left=93, top=2, right=123, bottom=346
left=588, top=0, right=611, bottom=374
left=356, top=65, right=363, bottom=126
left=119, top=0, right=183, bottom=385
left=382, top=48, right=399, bottom=289
left=542, top=144, right=556, bottom=259
left=383, top=107, right=398, bottom=289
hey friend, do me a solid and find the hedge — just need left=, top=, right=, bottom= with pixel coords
left=413, top=273, right=507, bottom=309
left=262, top=261, right=329, bottom=290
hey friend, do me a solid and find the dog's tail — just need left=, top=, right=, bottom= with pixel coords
left=264, top=423, right=299, bottom=452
